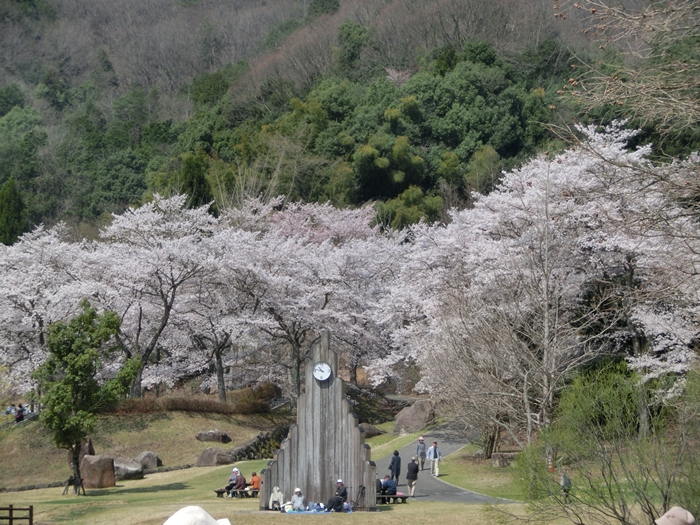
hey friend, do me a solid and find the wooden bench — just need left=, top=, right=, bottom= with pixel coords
left=376, top=493, right=409, bottom=504
left=214, top=487, right=259, bottom=498
left=229, top=489, right=259, bottom=498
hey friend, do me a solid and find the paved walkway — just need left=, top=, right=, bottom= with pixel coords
left=374, top=429, right=504, bottom=504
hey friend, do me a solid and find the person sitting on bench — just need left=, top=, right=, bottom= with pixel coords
left=246, top=471, right=260, bottom=495
left=231, top=470, right=247, bottom=496
left=381, top=475, right=397, bottom=495
left=225, top=468, right=239, bottom=496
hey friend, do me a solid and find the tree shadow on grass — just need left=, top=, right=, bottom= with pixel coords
left=86, top=482, right=190, bottom=496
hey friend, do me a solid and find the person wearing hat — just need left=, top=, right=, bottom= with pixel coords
left=416, top=436, right=427, bottom=470
left=656, top=506, right=696, bottom=525
left=225, top=468, right=239, bottom=497
left=233, top=469, right=247, bottom=494
left=291, top=487, right=306, bottom=511
left=325, top=479, right=348, bottom=512
left=406, top=456, right=419, bottom=497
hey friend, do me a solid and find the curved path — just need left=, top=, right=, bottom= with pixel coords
left=373, top=429, right=505, bottom=504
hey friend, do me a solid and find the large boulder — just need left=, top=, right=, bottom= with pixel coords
left=114, top=457, right=144, bottom=480
left=393, top=399, right=434, bottom=435
left=196, top=448, right=234, bottom=467
left=359, top=423, right=385, bottom=439
left=196, top=430, right=232, bottom=444
left=135, top=450, right=162, bottom=469
left=80, top=455, right=115, bottom=489
left=163, top=506, right=231, bottom=525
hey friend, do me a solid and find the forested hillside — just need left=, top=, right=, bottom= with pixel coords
left=0, top=0, right=610, bottom=238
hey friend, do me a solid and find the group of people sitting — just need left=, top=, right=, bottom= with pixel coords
left=4, top=403, right=30, bottom=423
left=223, top=468, right=260, bottom=498
left=269, top=479, right=351, bottom=513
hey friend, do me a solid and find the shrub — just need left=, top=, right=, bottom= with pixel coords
left=253, top=382, right=282, bottom=401
left=112, top=393, right=269, bottom=415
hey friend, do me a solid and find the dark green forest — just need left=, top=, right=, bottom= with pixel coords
left=1, top=0, right=698, bottom=241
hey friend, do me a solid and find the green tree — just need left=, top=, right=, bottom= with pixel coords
left=191, top=71, right=229, bottom=107
left=307, top=0, right=339, bottom=19
left=336, top=22, right=368, bottom=78
left=34, top=69, right=68, bottom=111
left=511, top=363, right=700, bottom=525
left=31, top=301, right=139, bottom=493
left=0, top=84, right=24, bottom=118
left=179, top=152, right=212, bottom=208
left=464, top=144, right=501, bottom=194
left=435, top=43, right=459, bottom=76
left=375, top=185, right=443, bottom=230
left=0, top=177, right=26, bottom=245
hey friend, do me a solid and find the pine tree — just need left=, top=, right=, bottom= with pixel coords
left=0, top=178, right=27, bottom=245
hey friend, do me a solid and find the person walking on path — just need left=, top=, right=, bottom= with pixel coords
left=406, top=456, right=419, bottom=497
left=427, top=441, right=442, bottom=477
left=389, top=450, right=401, bottom=484
left=416, top=436, right=427, bottom=470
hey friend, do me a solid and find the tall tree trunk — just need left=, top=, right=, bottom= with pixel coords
left=483, top=425, right=500, bottom=459
left=71, top=442, right=82, bottom=495
left=216, top=346, right=226, bottom=403
left=349, top=361, right=358, bottom=385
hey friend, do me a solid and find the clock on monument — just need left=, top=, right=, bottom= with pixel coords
left=312, top=361, right=332, bottom=381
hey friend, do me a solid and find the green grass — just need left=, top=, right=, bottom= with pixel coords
left=438, top=444, right=523, bottom=501
left=0, top=411, right=284, bottom=489
left=0, top=463, right=521, bottom=525
left=0, top=410, right=524, bottom=524
left=365, top=422, right=426, bottom=460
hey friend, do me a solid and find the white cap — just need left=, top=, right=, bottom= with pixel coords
left=295, top=487, right=301, bottom=493
left=232, top=468, right=239, bottom=472
left=337, top=479, right=343, bottom=484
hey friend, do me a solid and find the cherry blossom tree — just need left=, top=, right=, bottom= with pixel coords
left=0, top=226, right=87, bottom=396
left=85, top=195, right=218, bottom=397
left=381, top=123, right=699, bottom=447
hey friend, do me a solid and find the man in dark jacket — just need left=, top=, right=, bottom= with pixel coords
left=406, top=456, right=419, bottom=497
left=381, top=475, right=397, bottom=495
left=326, top=479, right=348, bottom=512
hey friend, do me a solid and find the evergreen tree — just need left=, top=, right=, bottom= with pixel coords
left=31, top=301, right=138, bottom=494
left=180, top=152, right=213, bottom=208
left=0, top=177, right=26, bottom=245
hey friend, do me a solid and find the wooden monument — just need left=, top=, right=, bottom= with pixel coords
left=259, top=330, right=376, bottom=510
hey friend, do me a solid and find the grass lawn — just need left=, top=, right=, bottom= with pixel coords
left=0, top=461, right=521, bottom=525
left=0, top=412, right=281, bottom=489
left=0, top=412, right=524, bottom=524
left=367, top=422, right=425, bottom=461
left=438, top=444, right=523, bottom=501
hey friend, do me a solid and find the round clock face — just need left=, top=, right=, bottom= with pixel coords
left=313, top=361, right=332, bottom=381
